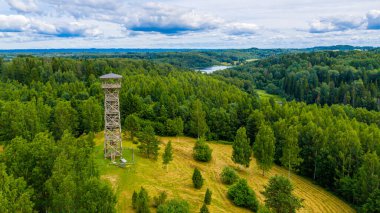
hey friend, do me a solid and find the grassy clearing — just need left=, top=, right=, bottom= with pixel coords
left=0, top=145, right=3, bottom=153
left=95, top=133, right=354, bottom=213
left=256, top=89, right=285, bottom=102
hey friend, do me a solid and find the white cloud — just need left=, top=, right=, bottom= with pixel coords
left=0, top=15, right=29, bottom=32
left=124, top=2, right=223, bottom=34
left=309, top=16, right=365, bottom=33
left=366, top=10, right=380, bottom=29
left=6, top=0, right=38, bottom=13
left=0, top=14, right=101, bottom=37
left=223, top=23, right=259, bottom=35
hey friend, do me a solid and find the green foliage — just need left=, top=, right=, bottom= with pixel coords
left=258, top=205, right=272, bottom=213
left=4, top=133, right=57, bottom=211
left=280, top=126, right=303, bottom=177
left=153, top=191, right=167, bottom=208
left=165, top=117, right=184, bottom=136
left=262, top=175, right=303, bottom=213
left=125, top=114, right=140, bottom=140
left=189, top=99, right=208, bottom=138
left=354, top=152, right=379, bottom=205
left=136, top=187, right=150, bottom=213
left=204, top=188, right=212, bottom=205
left=79, top=97, right=102, bottom=133
left=246, top=110, right=265, bottom=145
left=157, top=198, right=190, bottom=213
left=192, top=168, right=204, bottom=189
left=227, top=178, right=259, bottom=211
left=200, top=203, right=209, bottom=213
left=162, top=141, right=173, bottom=169
left=132, top=191, right=138, bottom=209
left=220, top=166, right=239, bottom=185
left=52, top=100, right=78, bottom=139
left=138, top=125, right=160, bottom=160
left=3, top=131, right=116, bottom=212
left=253, top=124, right=275, bottom=175
left=215, top=51, right=380, bottom=111
left=232, top=127, right=251, bottom=167
left=361, top=189, right=380, bottom=213
left=0, top=163, right=34, bottom=213
left=193, top=138, right=212, bottom=162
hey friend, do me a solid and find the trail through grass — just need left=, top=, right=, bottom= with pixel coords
left=95, top=133, right=355, bottom=213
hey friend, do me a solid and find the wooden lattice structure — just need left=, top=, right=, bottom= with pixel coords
left=100, top=73, right=122, bottom=161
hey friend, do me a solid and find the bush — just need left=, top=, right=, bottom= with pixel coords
left=153, top=191, right=167, bottom=208
left=132, top=191, right=138, bottom=209
left=192, top=168, right=204, bottom=189
left=157, top=199, right=190, bottom=213
left=204, top=188, right=212, bottom=205
left=136, top=187, right=150, bottom=213
left=261, top=175, right=303, bottom=213
left=200, top=203, right=209, bottom=213
left=221, top=166, right=239, bottom=185
left=193, top=138, right=212, bottom=162
left=227, top=179, right=259, bottom=212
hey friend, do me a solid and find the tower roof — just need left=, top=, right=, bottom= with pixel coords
left=99, top=73, right=123, bottom=79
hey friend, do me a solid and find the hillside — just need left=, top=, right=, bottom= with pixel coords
left=95, top=133, right=355, bottom=213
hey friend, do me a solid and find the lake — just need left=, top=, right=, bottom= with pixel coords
left=199, top=65, right=232, bottom=73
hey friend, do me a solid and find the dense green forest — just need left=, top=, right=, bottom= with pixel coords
left=3, top=45, right=373, bottom=69
left=214, top=51, right=380, bottom=111
left=0, top=55, right=379, bottom=212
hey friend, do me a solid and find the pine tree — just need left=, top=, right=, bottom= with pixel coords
left=136, top=187, right=150, bottom=213
left=253, top=124, right=275, bottom=176
left=232, top=127, right=252, bottom=168
left=162, top=141, right=173, bottom=171
left=192, top=168, right=204, bottom=189
left=280, top=126, right=303, bottom=178
left=204, top=188, right=212, bottom=205
left=132, top=191, right=138, bottom=209
left=200, top=203, right=209, bottom=213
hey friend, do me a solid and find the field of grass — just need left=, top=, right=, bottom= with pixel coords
left=0, top=144, right=3, bottom=153
left=256, top=89, right=285, bottom=102
left=94, top=133, right=355, bottom=213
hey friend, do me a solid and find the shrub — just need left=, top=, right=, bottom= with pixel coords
left=262, top=175, right=303, bottom=213
left=258, top=205, right=272, bottom=213
left=220, top=166, right=239, bottom=185
left=227, top=179, right=259, bottom=212
left=135, top=187, right=150, bottom=213
left=200, top=203, right=209, bottom=213
left=132, top=191, right=138, bottom=209
left=153, top=191, right=168, bottom=208
left=192, top=168, right=204, bottom=189
left=204, top=188, right=212, bottom=205
left=193, top=138, right=212, bottom=162
left=157, top=199, right=190, bottom=213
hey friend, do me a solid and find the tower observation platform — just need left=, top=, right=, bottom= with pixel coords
left=100, top=73, right=123, bottom=161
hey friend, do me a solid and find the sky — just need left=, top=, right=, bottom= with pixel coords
left=0, top=0, right=380, bottom=49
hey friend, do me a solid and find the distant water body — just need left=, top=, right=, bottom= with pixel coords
left=199, top=65, right=232, bottom=73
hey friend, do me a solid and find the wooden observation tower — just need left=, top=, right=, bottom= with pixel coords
left=100, top=73, right=123, bottom=161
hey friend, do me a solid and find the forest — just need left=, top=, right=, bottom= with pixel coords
left=214, top=50, right=380, bottom=111
left=0, top=54, right=379, bottom=212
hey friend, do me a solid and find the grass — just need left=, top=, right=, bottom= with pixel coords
left=95, top=133, right=355, bottom=213
left=256, top=89, right=285, bottom=102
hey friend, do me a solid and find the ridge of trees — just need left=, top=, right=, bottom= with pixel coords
left=214, top=51, right=380, bottom=111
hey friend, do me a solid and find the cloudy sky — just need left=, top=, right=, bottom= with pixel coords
left=0, top=0, right=380, bottom=49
